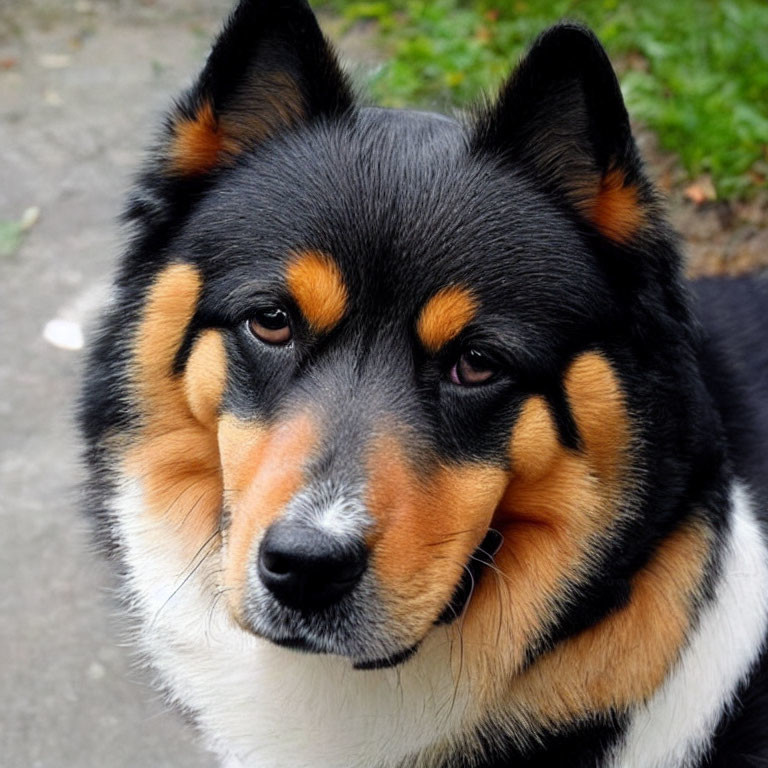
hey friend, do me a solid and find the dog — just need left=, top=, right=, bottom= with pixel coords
left=79, top=1, right=768, bottom=765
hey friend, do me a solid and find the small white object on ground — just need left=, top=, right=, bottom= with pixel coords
left=20, top=206, right=40, bottom=232
left=43, top=319, right=84, bottom=351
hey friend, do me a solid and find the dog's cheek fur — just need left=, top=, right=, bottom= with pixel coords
left=123, top=263, right=226, bottom=558
left=454, top=352, right=713, bottom=733
left=460, top=352, right=633, bottom=673
left=366, top=435, right=509, bottom=642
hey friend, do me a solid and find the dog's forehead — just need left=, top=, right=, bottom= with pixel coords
left=185, top=108, right=600, bottom=325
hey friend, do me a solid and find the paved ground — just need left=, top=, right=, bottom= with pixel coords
left=1, top=2, right=765, bottom=767
left=1, top=3, right=234, bottom=766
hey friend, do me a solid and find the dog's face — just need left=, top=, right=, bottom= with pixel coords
left=86, top=0, right=711, bottom=719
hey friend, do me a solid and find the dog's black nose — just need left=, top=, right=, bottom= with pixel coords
left=258, top=521, right=367, bottom=611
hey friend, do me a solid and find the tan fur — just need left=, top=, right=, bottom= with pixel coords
left=169, top=101, right=241, bottom=176
left=457, top=352, right=633, bottom=667
left=286, top=250, right=348, bottom=333
left=487, top=517, right=712, bottom=731
left=169, top=74, right=305, bottom=175
left=448, top=352, right=712, bottom=732
left=125, top=264, right=225, bottom=554
left=417, top=285, right=477, bottom=353
left=219, top=412, right=317, bottom=617
left=577, top=168, right=646, bottom=244
left=367, top=435, right=508, bottom=642
left=184, top=330, right=228, bottom=428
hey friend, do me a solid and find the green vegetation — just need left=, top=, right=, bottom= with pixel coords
left=0, top=219, right=24, bottom=258
left=320, top=0, right=768, bottom=198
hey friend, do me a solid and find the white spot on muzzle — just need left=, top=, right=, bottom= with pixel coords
left=289, top=481, right=369, bottom=541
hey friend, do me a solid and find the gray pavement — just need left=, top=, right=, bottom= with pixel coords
left=1, top=3, right=237, bottom=766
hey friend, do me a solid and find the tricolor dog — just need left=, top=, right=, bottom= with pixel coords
left=79, top=1, right=768, bottom=765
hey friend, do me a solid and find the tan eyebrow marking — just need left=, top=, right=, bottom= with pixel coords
left=416, top=285, right=477, bottom=353
left=285, top=250, right=348, bottom=333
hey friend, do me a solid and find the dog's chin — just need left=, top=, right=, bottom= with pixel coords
left=267, top=631, right=422, bottom=670
left=248, top=627, right=420, bottom=670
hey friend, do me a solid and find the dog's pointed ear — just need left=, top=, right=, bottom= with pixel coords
left=163, top=0, right=353, bottom=177
left=471, top=24, right=654, bottom=245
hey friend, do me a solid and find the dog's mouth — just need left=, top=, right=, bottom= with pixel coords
left=268, top=631, right=420, bottom=670
left=255, top=529, right=503, bottom=670
left=435, top=528, right=503, bottom=626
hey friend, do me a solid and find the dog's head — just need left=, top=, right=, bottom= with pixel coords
left=86, top=0, right=718, bottom=724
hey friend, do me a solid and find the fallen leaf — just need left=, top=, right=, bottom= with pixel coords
left=684, top=176, right=716, bottom=205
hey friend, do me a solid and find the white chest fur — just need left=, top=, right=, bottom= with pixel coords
left=610, top=483, right=768, bottom=768
left=112, top=477, right=469, bottom=768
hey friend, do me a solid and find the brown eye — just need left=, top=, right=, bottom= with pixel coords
left=248, top=307, right=292, bottom=345
left=450, top=348, right=496, bottom=386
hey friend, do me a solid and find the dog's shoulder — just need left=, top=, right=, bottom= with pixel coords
left=691, top=274, right=768, bottom=764
left=692, top=275, right=768, bottom=502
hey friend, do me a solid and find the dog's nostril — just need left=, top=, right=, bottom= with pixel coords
left=261, top=550, right=293, bottom=576
left=258, top=521, right=367, bottom=612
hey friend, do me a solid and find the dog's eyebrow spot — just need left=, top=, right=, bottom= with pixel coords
left=285, top=250, right=348, bottom=334
left=417, top=285, right=477, bottom=353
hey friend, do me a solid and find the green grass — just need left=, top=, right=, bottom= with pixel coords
left=320, top=0, right=768, bottom=199
left=0, top=219, right=24, bottom=258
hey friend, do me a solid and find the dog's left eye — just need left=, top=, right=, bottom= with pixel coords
left=450, top=349, right=497, bottom=386
left=247, top=307, right=292, bottom=345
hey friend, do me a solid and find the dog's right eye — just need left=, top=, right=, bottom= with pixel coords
left=247, top=307, right=292, bottom=345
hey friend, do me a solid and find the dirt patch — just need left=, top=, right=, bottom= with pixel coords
left=634, top=126, right=768, bottom=278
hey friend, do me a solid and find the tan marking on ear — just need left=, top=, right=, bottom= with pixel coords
left=580, top=168, right=645, bottom=244
left=219, top=412, right=316, bottom=617
left=285, top=250, right=348, bottom=333
left=367, top=435, right=508, bottom=641
left=125, top=264, right=224, bottom=555
left=169, top=74, right=305, bottom=176
left=184, top=330, right=228, bottom=429
left=169, top=101, right=241, bottom=176
left=417, top=285, right=477, bottom=353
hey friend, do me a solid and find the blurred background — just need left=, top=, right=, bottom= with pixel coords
left=0, top=1, right=766, bottom=766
